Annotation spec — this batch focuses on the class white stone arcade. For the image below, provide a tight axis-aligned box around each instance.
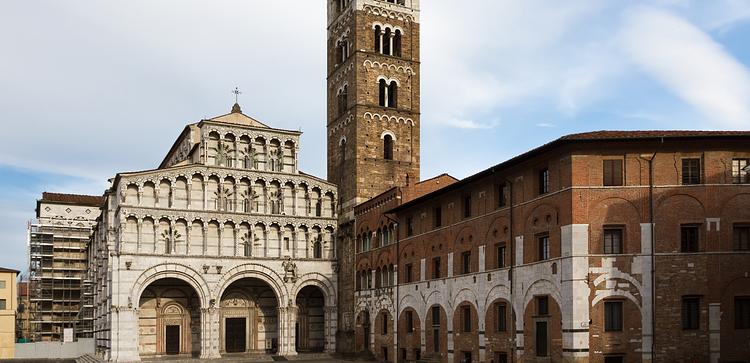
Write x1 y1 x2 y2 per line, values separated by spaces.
89 105 339 362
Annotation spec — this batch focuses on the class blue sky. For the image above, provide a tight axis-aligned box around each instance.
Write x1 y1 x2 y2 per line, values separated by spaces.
1 0 750 273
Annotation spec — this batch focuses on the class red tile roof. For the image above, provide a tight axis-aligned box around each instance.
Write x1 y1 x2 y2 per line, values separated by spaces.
389 130 750 213
562 130 750 140
40 192 104 207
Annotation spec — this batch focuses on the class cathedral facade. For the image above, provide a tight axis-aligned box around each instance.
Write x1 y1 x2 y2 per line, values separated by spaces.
89 105 339 361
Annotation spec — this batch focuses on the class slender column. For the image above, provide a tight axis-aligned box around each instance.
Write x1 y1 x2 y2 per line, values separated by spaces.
153 223 159 254
217 224 223 256
291 230 297 259
384 85 389 107
379 33 384 54
292 187 297 216
154 187 160 207
234 226 240 257
136 219 142 253
137 189 143 206
203 177 208 211
234 139 239 168
170 220 177 254
263 228 269 257
186 225 192 255
169 182 175 208
203 226 209 254
389 33 394 55
187 181 192 209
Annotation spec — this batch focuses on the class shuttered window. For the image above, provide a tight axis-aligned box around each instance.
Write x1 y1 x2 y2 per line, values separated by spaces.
603 160 623 186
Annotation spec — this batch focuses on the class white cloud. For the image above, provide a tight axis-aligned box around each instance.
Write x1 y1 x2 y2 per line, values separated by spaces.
444 118 499 130
620 7 750 128
536 123 556 128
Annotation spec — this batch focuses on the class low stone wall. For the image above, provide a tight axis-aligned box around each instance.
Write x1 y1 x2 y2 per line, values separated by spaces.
14 339 95 359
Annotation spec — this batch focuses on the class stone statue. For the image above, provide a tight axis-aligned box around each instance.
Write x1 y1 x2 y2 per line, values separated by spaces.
282 256 298 283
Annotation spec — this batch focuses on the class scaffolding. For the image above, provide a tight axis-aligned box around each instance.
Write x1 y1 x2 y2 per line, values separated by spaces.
28 223 93 341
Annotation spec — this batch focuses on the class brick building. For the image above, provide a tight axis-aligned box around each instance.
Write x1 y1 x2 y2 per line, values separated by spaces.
352 131 750 363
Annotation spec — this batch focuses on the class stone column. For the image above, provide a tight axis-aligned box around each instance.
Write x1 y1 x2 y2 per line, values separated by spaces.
187 181 192 209
170 220 177 254
203 177 208 211
217 224 223 256
234 226 241 257
560 224 590 362
203 226 209 255
277 307 291 355
201 307 222 359
111 307 140 362
263 228 269 257
154 187 160 207
169 182 175 208
153 223 159 254
136 219 142 253
292 188 297 216
325 306 337 352
186 225 192 255
137 189 143 206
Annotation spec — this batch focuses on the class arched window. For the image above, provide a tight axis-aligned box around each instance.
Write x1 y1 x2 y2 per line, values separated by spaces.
338 85 348 117
383 27 392 55
394 30 402 57
384 134 394 160
374 25 382 53
388 81 397 108
379 79 387 107
313 239 322 259
379 80 398 108
340 138 347 163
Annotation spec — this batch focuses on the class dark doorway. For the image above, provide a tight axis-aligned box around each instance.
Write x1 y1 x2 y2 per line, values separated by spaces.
165 325 180 355
536 321 548 357
363 321 371 351
432 328 439 352
225 318 247 353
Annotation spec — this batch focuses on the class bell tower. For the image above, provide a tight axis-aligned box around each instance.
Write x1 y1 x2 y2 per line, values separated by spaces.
327 0 421 222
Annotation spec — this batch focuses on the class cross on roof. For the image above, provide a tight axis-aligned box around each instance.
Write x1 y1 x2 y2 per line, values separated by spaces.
232 86 242 103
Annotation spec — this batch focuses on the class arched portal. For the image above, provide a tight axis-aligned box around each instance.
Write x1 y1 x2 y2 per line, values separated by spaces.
220 277 280 355
138 278 201 358
295 285 325 352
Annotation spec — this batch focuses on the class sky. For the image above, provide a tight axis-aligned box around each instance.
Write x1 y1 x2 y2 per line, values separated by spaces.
1 0 750 273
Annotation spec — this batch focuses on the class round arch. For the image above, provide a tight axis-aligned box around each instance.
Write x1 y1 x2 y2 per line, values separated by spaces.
291 273 337 306
131 263 210 308
213 263 287 306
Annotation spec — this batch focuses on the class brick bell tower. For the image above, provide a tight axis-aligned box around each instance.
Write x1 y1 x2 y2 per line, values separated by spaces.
327 0 421 218
326 0 421 351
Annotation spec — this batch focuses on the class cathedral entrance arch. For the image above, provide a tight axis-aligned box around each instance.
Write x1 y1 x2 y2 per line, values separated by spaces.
138 278 201 358
295 285 325 352
220 277 280 355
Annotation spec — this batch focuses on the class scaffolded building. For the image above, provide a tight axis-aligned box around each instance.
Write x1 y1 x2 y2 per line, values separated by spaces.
28 193 102 341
